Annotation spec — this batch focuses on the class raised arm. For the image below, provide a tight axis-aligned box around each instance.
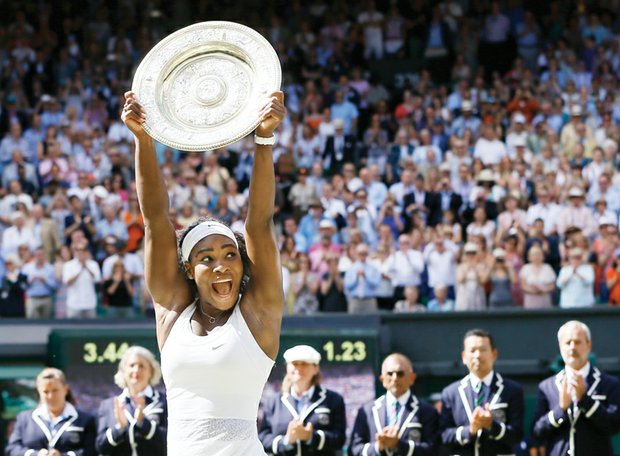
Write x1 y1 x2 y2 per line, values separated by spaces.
241 91 287 359
121 92 192 321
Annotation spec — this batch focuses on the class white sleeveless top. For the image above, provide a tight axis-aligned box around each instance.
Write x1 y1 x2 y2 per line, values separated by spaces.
161 302 274 455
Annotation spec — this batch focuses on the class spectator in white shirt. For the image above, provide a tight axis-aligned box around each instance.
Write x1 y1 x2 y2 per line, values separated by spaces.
557 187 597 238
1 211 36 259
473 124 508 165
423 236 458 298
526 187 560 235
62 240 101 318
387 233 424 301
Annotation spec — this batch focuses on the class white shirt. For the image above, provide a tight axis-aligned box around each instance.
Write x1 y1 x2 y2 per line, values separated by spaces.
101 253 144 279
470 370 495 390
388 249 424 287
62 258 101 310
526 203 561 234
1 225 36 258
473 137 508 165
423 243 458 287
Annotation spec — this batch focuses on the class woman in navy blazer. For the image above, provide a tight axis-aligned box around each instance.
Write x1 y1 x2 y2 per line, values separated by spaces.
95 346 167 455
259 345 346 455
6 367 96 456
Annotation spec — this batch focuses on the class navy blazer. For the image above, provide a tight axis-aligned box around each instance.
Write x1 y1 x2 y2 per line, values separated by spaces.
439 373 524 456
95 388 167 455
259 386 346 455
349 392 438 456
6 406 96 456
532 366 620 456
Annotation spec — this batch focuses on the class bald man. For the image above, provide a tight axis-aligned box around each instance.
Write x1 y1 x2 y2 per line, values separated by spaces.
349 353 438 455
532 320 620 456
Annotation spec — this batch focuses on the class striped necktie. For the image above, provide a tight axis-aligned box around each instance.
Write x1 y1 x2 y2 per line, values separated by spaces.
473 382 486 408
389 401 401 426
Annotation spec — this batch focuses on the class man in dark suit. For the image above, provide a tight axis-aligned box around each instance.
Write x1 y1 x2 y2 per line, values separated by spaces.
350 353 438 455
438 177 463 220
403 174 441 228
532 320 620 456
323 118 358 175
439 329 524 456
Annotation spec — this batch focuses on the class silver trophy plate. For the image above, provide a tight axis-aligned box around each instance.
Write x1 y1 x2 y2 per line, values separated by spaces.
132 21 282 151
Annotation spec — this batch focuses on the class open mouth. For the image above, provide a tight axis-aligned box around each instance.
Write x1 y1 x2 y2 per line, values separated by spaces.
212 279 233 296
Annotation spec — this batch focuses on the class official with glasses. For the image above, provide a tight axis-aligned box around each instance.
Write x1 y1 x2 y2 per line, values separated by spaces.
349 353 438 455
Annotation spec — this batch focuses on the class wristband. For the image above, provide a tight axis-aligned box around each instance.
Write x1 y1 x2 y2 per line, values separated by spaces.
254 134 276 146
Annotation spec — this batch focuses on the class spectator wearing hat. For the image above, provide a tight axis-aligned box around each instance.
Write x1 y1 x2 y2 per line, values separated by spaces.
350 352 438 456
259 345 346 455
298 199 326 254
505 113 529 156
21 246 57 319
556 248 595 308
455 242 488 311
0 254 28 318
557 187 597 238
451 100 481 137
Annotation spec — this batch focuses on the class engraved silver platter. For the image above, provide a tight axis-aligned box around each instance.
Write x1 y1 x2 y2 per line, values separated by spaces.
132 21 281 151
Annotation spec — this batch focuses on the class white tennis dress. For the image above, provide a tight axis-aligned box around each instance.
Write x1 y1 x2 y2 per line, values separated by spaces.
161 302 274 455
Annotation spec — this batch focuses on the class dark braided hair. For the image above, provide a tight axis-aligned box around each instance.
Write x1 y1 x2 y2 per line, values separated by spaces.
177 216 251 296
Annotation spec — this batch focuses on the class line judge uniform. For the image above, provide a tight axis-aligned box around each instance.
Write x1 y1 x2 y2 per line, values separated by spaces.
6 403 96 456
259 385 346 455
439 372 524 456
349 390 438 456
532 363 620 456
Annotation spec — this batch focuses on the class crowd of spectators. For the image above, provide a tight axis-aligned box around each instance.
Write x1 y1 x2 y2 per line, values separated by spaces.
0 0 620 318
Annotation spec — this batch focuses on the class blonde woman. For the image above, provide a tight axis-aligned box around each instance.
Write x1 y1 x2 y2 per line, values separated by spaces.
520 245 557 309
96 346 166 455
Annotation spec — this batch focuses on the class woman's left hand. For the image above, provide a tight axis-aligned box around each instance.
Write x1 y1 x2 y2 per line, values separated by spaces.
256 91 287 137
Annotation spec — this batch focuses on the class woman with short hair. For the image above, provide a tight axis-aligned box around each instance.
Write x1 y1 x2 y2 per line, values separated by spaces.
95 346 166 455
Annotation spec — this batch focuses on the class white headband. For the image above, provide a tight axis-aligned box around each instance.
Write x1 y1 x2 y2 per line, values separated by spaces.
181 221 239 262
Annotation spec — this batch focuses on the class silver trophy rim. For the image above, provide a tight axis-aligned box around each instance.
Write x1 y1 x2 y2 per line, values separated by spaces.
131 21 282 151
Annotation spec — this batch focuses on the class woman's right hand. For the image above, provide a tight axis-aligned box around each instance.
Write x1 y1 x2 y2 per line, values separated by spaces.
121 91 148 139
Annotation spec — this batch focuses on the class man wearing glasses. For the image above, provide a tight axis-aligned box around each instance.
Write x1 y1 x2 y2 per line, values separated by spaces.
439 329 524 455
349 353 438 455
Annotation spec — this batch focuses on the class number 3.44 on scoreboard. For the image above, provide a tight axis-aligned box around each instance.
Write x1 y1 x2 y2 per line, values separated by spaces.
82 342 130 364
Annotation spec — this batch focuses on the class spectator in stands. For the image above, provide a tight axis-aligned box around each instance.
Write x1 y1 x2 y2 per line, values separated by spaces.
556 248 595 308
532 321 620 456
393 285 425 313
291 253 320 315
439 329 524 455
2 211 37 260
318 251 347 312
520 245 557 309
427 284 455 312
488 248 516 308
344 242 380 313
0 254 27 318
323 119 357 175
103 260 135 318
62 240 101 318
29 203 61 263
259 345 346 455
350 352 438 455
96 346 167 455
21 246 56 318
455 242 488 311
6 367 96 455
605 251 620 306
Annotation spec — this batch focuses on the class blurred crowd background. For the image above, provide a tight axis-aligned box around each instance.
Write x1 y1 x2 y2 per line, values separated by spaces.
0 0 620 319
